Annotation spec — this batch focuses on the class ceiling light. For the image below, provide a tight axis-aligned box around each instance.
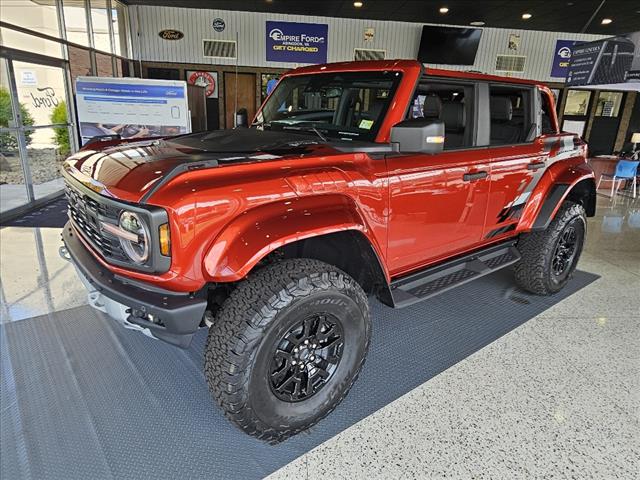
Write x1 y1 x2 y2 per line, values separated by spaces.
601 18 612 24
522 13 532 20
353 1 363 7
439 7 449 14
470 21 485 26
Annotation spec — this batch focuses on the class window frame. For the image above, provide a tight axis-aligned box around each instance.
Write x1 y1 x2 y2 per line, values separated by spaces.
410 75 482 152
485 82 540 147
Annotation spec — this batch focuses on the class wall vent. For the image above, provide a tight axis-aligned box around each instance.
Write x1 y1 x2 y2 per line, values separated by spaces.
495 54 526 73
354 48 386 61
203 39 236 59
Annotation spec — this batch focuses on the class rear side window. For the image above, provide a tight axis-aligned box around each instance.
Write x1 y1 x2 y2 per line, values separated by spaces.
488 85 532 145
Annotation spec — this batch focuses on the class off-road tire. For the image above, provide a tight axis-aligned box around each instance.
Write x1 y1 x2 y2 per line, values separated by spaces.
204 258 370 443
514 200 586 295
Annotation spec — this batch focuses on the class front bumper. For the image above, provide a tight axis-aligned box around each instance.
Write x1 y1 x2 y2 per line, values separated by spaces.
61 222 207 348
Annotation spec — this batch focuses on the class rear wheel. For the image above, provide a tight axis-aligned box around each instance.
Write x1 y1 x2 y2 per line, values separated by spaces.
204 258 370 442
514 201 586 295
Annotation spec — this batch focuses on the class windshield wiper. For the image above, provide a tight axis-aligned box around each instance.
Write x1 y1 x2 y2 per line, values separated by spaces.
281 125 328 142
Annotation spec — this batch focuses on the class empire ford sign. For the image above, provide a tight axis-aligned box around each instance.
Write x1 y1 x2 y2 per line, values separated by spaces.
266 21 328 64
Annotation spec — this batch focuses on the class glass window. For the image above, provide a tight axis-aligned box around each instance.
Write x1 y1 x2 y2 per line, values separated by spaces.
0 27 63 59
12 61 68 128
62 0 90 45
95 52 114 76
563 90 591 116
0 60 16 127
0 59 28 213
488 86 532 145
111 1 130 57
595 91 624 117
25 126 69 199
0 131 28 213
261 73 280 102
0 0 60 37
90 0 112 53
407 82 473 150
256 71 402 142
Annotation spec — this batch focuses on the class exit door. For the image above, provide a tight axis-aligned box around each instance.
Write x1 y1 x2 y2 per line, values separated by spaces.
223 72 256 128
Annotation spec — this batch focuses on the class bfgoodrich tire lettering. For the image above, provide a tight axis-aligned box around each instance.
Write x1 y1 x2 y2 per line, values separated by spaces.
514 201 586 295
204 258 370 442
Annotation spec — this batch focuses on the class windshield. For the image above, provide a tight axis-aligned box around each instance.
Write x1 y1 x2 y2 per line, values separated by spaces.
254 70 402 142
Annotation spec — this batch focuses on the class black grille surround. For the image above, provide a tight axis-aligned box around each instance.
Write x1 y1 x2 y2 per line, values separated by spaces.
62 171 171 274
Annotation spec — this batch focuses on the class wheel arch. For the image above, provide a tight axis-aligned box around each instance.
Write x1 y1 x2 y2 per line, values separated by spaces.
202 194 392 304
265 230 393 306
530 172 595 231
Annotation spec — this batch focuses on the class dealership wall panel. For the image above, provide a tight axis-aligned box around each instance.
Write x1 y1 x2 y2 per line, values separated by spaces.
130 6 605 82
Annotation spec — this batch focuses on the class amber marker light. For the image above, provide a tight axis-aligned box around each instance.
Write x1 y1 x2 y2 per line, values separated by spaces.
159 223 171 256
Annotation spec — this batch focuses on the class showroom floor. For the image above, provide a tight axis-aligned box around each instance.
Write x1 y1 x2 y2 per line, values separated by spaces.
1 193 638 479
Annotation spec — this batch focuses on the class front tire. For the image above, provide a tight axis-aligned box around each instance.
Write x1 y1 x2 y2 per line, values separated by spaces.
204 259 370 442
514 201 586 295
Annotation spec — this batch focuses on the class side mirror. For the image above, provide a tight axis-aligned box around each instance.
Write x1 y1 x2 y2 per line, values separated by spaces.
390 119 445 154
235 108 248 128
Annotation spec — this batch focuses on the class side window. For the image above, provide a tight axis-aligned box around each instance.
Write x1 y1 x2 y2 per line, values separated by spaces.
488 86 532 145
407 82 474 150
540 90 556 135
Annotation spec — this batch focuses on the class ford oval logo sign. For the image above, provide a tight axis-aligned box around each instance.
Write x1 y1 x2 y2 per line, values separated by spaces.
212 18 225 32
159 29 184 40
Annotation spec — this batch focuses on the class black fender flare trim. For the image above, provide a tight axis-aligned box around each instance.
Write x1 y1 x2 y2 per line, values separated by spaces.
531 183 570 231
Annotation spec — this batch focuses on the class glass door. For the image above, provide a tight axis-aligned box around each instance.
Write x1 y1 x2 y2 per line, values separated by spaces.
0 52 75 216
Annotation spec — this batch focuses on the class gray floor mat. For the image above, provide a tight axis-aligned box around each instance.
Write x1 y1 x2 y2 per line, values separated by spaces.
1 269 598 480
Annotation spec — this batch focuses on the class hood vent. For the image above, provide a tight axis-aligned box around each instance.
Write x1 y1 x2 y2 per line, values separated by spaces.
495 54 526 73
203 39 236 59
354 48 386 61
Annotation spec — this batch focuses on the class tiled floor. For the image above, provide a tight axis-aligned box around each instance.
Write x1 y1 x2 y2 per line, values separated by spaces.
267 194 640 479
0 194 638 479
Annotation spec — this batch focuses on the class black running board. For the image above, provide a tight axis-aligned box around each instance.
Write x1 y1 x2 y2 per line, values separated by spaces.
390 241 521 308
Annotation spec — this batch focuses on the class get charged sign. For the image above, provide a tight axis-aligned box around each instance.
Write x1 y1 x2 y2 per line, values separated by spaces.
266 21 328 64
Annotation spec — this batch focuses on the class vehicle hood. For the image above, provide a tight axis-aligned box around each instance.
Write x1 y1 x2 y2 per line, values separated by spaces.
62 129 338 203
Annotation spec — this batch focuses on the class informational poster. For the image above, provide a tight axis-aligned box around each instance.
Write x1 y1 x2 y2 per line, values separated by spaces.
75 77 190 144
186 70 218 98
562 120 586 137
566 31 640 86
266 21 328 64
550 40 582 78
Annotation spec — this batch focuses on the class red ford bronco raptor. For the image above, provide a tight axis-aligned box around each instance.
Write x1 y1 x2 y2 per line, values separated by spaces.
60 60 595 442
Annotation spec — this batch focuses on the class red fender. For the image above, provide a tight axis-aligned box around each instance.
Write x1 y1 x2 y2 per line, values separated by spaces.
203 194 387 283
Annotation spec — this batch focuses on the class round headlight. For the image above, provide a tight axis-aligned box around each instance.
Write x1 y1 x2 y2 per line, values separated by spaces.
119 211 150 264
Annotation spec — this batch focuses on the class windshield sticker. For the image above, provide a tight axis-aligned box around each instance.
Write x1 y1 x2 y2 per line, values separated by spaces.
359 119 374 130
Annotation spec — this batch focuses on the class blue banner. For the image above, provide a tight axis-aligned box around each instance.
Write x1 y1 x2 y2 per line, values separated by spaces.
266 21 328 64
550 40 582 78
76 82 185 98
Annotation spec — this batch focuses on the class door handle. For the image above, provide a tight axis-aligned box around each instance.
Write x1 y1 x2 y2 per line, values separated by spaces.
527 161 546 171
463 171 489 182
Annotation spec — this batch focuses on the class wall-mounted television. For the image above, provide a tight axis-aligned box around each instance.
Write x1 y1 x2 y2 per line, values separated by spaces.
417 26 483 65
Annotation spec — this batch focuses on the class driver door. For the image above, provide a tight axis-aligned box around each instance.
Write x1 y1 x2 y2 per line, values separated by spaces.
386 80 490 276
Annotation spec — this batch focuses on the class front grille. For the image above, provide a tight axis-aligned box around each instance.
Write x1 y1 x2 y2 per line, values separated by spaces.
65 182 129 263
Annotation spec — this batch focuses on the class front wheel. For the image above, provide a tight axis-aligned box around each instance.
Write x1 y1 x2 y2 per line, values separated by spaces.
514 201 586 295
204 259 370 442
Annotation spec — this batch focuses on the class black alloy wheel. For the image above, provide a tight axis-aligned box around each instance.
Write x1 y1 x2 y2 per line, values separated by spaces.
269 313 344 402
551 224 578 278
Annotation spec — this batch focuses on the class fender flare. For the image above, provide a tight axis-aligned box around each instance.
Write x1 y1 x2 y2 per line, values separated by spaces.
202 194 387 283
530 167 595 231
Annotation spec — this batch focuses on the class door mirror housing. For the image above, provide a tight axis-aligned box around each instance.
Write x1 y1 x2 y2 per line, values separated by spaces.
391 119 445 154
